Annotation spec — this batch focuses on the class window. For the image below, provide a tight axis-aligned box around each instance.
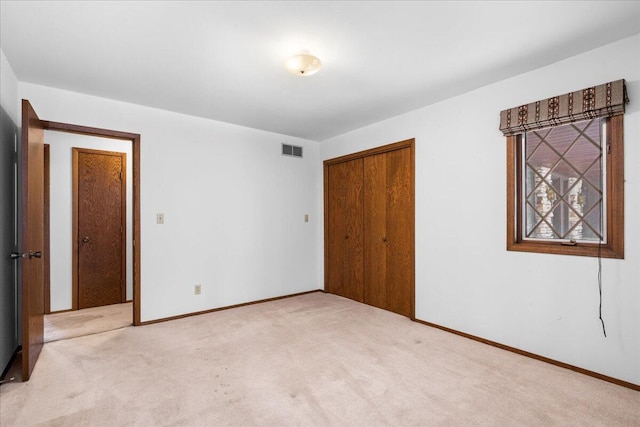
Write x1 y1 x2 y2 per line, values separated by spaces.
501 80 627 258
524 118 603 242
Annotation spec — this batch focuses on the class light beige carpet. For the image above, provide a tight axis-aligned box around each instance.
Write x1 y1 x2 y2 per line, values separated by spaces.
44 302 133 342
1 292 638 426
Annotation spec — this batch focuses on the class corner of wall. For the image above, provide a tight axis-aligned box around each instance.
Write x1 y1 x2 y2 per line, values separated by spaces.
0 49 19 124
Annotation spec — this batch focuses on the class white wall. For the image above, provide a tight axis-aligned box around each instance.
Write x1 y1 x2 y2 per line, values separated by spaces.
1 49 18 123
320 34 640 385
19 83 322 322
46 132 133 311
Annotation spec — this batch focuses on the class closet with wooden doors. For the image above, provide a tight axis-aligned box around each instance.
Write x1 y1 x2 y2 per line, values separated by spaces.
324 139 415 318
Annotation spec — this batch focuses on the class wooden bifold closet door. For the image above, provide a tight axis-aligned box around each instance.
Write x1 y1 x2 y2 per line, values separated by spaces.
324 139 415 318
326 158 364 302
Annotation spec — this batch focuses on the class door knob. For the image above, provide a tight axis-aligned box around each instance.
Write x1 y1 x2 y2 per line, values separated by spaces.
82 236 90 243
10 251 41 260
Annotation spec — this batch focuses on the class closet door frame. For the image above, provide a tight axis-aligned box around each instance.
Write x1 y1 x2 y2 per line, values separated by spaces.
323 138 415 319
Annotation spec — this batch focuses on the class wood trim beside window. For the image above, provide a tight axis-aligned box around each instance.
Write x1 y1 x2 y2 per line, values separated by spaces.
506 115 624 259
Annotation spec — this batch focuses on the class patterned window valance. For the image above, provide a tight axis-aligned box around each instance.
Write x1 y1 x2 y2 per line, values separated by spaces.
499 79 628 136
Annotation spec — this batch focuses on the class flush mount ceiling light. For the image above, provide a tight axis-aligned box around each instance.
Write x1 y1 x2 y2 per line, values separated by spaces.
285 50 322 76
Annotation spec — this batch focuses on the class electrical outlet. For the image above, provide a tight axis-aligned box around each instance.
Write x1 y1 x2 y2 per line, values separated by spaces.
194 284 202 295
156 213 164 224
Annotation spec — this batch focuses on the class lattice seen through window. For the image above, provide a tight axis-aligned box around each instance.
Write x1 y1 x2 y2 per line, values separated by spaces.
523 118 604 242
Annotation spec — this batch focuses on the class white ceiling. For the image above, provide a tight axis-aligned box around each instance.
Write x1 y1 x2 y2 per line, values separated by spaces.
1 1 639 141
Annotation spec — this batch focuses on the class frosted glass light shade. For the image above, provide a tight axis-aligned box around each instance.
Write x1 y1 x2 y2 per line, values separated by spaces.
285 51 322 76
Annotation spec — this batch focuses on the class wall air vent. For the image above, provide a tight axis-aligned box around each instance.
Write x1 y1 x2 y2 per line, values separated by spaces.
282 144 303 158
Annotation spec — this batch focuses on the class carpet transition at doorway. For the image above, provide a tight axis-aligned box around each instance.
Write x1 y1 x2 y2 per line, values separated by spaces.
44 302 133 342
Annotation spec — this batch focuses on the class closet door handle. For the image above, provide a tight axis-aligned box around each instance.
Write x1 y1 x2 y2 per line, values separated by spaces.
344 235 349 240
382 237 387 243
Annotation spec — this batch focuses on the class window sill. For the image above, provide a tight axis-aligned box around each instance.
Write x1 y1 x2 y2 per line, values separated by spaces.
507 240 623 259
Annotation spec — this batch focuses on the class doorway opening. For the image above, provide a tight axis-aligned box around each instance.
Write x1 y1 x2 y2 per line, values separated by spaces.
42 120 141 328
43 139 136 342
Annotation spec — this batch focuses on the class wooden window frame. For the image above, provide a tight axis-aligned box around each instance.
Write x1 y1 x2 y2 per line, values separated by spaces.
506 115 624 259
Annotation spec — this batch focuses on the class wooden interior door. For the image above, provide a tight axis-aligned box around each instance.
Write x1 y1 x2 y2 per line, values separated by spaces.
73 148 126 310
326 158 364 302
21 99 45 381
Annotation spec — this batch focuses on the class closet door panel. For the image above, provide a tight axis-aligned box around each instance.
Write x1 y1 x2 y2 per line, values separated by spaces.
364 154 387 309
385 147 413 318
325 139 414 319
327 159 364 302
